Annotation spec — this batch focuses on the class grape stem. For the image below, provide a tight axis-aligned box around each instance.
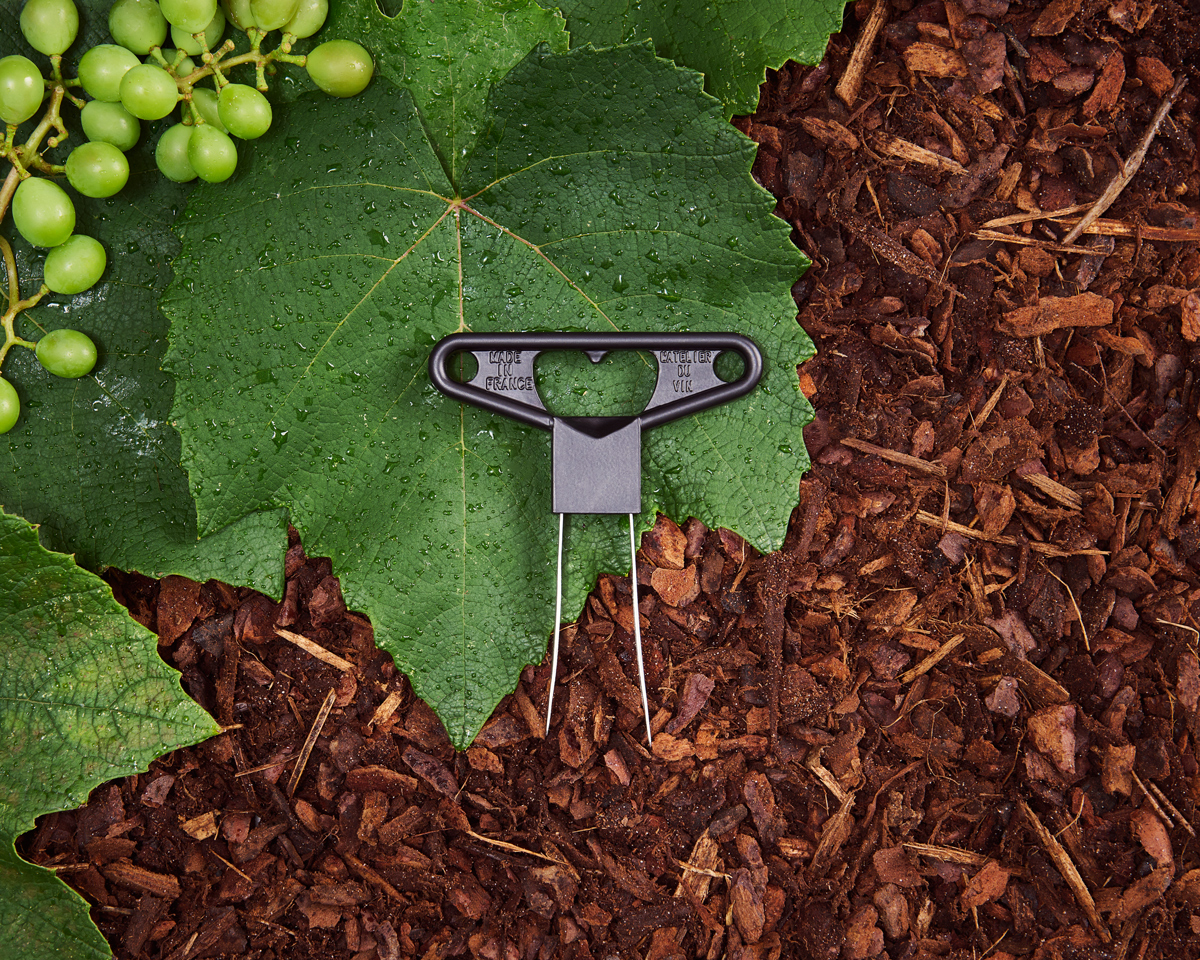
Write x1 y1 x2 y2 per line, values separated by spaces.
0 78 69 373
181 35 304 95
0 84 69 221
0 237 44 369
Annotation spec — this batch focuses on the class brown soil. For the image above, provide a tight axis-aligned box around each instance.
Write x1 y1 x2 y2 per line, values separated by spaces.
18 0 1200 957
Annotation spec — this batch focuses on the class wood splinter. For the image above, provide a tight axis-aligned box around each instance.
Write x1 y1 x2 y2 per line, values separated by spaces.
276 627 355 673
1019 801 1111 943
1062 76 1187 244
286 687 337 796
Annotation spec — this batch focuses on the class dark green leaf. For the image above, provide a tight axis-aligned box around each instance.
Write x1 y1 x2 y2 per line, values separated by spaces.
165 45 812 746
325 0 568 186
0 507 219 960
549 0 847 114
0 2 287 591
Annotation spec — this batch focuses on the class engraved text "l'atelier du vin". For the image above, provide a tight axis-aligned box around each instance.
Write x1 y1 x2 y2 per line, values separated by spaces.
659 348 713 394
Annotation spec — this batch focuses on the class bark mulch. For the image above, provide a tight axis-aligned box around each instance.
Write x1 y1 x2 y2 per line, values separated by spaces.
17 0 1200 957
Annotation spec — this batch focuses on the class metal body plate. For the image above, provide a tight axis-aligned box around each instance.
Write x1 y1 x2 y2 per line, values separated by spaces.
428 332 763 514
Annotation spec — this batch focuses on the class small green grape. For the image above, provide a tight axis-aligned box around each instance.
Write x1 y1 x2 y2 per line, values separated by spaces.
220 0 256 31
0 55 45 125
217 82 271 139
65 141 130 198
191 86 226 131
160 0 217 33
80 99 141 151
0 379 19 434
36 329 98 379
108 0 169 54
43 235 107 294
12 176 75 248
171 5 225 54
249 0 297 31
282 0 325 37
306 40 373 98
20 0 80 56
77 44 140 102
120 63 179 120
155 122 197 181
187 124 237 182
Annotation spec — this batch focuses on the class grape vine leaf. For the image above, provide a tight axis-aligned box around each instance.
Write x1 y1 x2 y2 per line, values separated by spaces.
164 44 813 747
0 2 288 593
545 0 848 115
0 507 220 960
325 0 568 185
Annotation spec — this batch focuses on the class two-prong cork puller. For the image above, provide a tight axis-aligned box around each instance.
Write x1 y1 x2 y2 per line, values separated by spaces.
429 332 763 746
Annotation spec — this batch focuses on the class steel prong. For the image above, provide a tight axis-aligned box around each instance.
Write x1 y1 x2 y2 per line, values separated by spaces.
629 514 653 746
545 512 565 737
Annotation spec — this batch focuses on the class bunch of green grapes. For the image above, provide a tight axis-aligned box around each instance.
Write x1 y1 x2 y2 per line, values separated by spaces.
0 0 374 434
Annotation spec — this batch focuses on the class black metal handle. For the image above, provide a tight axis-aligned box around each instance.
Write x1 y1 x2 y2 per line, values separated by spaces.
428 331 762 430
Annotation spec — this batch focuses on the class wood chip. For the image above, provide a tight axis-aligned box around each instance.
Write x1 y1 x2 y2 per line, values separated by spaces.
1181 291 1200 343
342 851 405 903
836 0 889 106
179 811 219 841
961 861 1012 910
674 832 725 901
1022 473 1084 509
904 842 991 867
798 117 860 152
810 794 856 875
869 131 968 176
1031 0 1082 35
999 293 1114 337
368 689 404 730
101 861 182 899
902 42 968 78
841 212 948 289
898 633 964 685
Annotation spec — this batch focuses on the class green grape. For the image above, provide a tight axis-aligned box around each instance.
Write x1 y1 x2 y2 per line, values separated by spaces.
65 141 130 198
43 234 106 294
36 329 98 379
0 55 45 125
108 0 169 54
160 0 217 33
220 0 256 31
155 122 196 181
20 0 80 56
249 0 297 31
306 40 373 98
218 82 271 139
0 379 18 435
171 6 225 54
191 86 226 131
77 44 140 102
282 0 325 37
12 176 74 248
187 124 237 182
80 99 141 151
120 63 179 120
154 49 197 76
